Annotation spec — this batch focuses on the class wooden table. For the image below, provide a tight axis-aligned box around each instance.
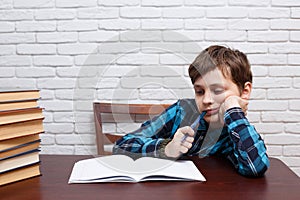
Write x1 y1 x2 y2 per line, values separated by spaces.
0 155 299 200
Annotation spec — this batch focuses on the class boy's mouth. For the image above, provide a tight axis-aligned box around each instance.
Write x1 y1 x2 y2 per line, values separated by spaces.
204 108 219 115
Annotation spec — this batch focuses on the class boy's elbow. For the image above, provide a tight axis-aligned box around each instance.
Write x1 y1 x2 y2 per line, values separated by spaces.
239 160 270 177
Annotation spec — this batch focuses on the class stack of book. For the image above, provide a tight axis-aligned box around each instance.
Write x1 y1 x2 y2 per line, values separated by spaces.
0 90 44 186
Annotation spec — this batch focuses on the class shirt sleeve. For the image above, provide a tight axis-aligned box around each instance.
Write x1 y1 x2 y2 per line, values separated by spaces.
224 107 270 177
112 101 182 158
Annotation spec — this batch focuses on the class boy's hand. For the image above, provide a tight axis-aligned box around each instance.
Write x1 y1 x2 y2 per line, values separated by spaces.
164 126 195 158
219 96 249 122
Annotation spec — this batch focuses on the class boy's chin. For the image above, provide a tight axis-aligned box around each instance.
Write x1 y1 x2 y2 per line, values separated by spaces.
204 115 224 128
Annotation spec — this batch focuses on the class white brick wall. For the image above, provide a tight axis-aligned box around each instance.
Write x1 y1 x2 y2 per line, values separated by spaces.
0 0 299 176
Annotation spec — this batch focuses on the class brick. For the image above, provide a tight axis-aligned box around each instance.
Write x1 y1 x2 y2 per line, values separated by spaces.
142 19 183 30
250 89 266 100
185 19 226 30
160 54 193 65
37 78 75 89
120 30 161 42
142 0 183 7
290 100 300 110
55 89 74 100
262 112 300 122
248 100 288 111
117 123 141 133
0 0 12 9
140 88 180 100
116 54 159 65
249 8 290 19
272 0 300 6
40 89 55 100
185 0 225 6
294 78 300 88
228 20 269 30
0 10 33 20
75 112 94 123
247 54 287 65
56 134 95 145
35 9 76 20
97 78 119 89
285 123 300 134
56 67 80 78
74 101 93 111
75 123 95 133
205 31 246 42
40 100 73 111
56 0 96 8
0 78 36 89
0 33 35 44
0 22 14 32
74 145 97 155
269 43 300 54
283 146 300 156
140 66 182 77
78 8 119 19
120 77 163 88
99 19 140 30
58 20 98 31
0 67 14 77
34 56 73 66
99 42 140 54
290 31 300 41
16 21 56 32
229 0 269 6
101 65 138 77
265 134 300 145
281 157 300 167
75 54 116 65
162 7 205 18
98 0 140 6
251 66 268 77
17 44 56 55
248 31 289 42
58 43 97 55
163 77 193 89
37 32 77 43
40 134 55 145
207 7 248 18
253 77 292 88
253 123 284 134
291 8 300 18
0 55 31 66
270 19 300 30
14 0 54 8
226 43 268 54
40 145 74 155
288 54 300 65
79 31 119 42
77 77 98 89
269 66 300 76
268 89 300 99
16 67 55 78
162 30 204 42
0 45 15 55
121 7 161 18
266 145 282 156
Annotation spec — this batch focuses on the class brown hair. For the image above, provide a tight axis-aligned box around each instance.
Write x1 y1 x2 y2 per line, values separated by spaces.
188 45 252 92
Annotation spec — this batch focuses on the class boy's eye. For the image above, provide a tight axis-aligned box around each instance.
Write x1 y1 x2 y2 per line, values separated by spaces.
213 88 224 95
195 90 204 95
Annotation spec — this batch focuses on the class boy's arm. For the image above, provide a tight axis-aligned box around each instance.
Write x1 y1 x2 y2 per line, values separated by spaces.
224 107 270 176
112 101 182 158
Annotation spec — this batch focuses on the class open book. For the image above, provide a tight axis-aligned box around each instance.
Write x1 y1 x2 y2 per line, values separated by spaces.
68 155 206 183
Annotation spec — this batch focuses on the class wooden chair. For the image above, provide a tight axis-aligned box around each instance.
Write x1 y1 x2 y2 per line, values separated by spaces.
93 102 171 155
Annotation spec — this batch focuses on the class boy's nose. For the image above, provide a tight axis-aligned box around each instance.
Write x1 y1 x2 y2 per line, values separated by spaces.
203 91 214 104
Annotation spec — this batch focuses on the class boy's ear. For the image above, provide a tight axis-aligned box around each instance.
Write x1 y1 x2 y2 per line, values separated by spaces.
241 82 252 100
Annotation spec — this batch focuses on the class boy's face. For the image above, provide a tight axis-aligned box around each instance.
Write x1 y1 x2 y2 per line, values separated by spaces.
193 68 241 124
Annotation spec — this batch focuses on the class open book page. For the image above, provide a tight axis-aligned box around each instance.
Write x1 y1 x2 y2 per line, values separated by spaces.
68 155 206 183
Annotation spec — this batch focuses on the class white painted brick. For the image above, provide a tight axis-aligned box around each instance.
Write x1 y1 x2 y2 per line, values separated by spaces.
55 89 74 100
253 123 284 134
291 8 300 18
117 123 141 134
100 42 140 54
283 146 300 156
0 0 12 9
0 45 15 55
140 66 182 77
53 112 75 122
268 89 300 99
40 89 55 100
294 78 300 88
0 78 36 89
269 43 300 54
58 20 98 31
249 100 288 111
207 7 248 18
43 122 74 134
97 78 119 89
16 67 55 78
73 89 95 100
270 19 300 30
0 67 14 77
184 0 225 6
265 134 300 145
291 168 300 177
42 111 53 123
266 145 282 156
40 134 55 145
40 100 73 111
142 19 183 30
248 31 289 42
56 67 80 78
37 32 77 43
160 54 192 65
185 19 226 30
285 123 300 134
35 9 76 20
99 19 140 30
75 123 95 134
245 112 261 123
269 66 300 77
248 54 287 65
183 42 203 53
205 31 246 42
37 78 75 89
77 77 97 89
78 8 119 19
162 31 204 42
229 0 269 6
116 54 159 65
288 54 300 65
14 0 54 8
290 31 300 42
281 157 300 167
16 21 56 32
227 43 268 54
251 66 268 77
262 112 300 122
163 77 193 89
56 0 96 8
120 30 161 42
98 0 140 7
0 33 35 44
272 0 300 6
0 55 31 66
75 54 116 65
255 77 292 89
121 7 161 18
228 20 269 30
101 65 138 77
0 22 14 32
120 77 163 88
58 43 97 55
79 31 119 42
17 44 56 55
40 145 74 155
142 0 183 7
162 7 205 18
56 134 95 145
75 112 94 123
250 89 266 100
34 56 73 66
74 145 97 155
74 101 93 111
0 10 33 20
249 8 290 19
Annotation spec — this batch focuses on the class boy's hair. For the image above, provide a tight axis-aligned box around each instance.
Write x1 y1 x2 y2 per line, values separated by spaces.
188 45 252 92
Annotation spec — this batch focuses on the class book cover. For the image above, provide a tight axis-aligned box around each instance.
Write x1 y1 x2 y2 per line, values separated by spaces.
0 90 40 103
0 100 38 111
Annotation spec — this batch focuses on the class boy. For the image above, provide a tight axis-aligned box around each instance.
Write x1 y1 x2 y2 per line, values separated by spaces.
113 45 269 177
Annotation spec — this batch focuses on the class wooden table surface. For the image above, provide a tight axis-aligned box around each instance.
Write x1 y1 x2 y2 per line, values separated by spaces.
0 155 299 200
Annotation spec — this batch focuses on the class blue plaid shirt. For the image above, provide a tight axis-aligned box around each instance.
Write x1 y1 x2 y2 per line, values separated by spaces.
113 99 269 177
